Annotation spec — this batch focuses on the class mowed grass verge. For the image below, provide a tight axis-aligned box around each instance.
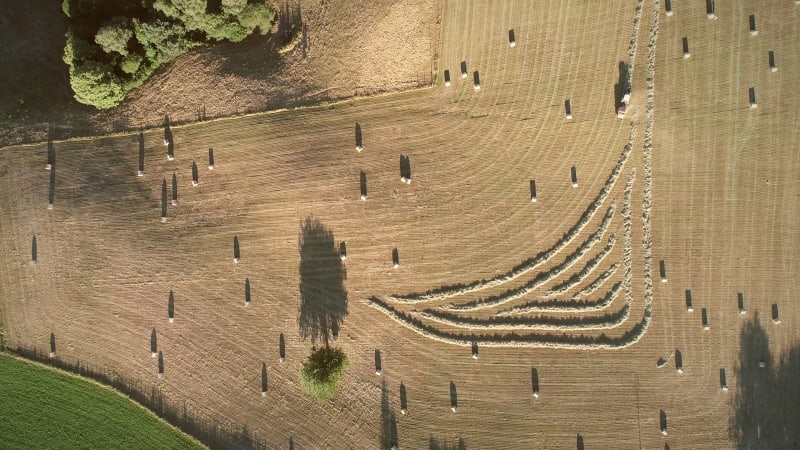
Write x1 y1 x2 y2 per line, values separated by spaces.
0 353 202 450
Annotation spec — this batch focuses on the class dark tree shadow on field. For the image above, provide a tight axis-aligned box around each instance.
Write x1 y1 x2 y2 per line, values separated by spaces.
429 436 467 450
297 218 348 347
380 381 398 450
730 313 800 449
613 61 629 113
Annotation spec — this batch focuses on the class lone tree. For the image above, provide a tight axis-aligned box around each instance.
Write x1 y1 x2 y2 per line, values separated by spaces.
297 217 349 401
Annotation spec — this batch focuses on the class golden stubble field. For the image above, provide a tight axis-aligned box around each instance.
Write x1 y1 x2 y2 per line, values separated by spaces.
1 0 798 449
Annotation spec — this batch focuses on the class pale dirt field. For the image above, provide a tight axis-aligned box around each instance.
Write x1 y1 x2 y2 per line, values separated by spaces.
1 0 799 449
0 0 438 145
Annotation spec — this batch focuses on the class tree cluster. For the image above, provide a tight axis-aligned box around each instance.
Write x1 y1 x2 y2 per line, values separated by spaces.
62 0 275 109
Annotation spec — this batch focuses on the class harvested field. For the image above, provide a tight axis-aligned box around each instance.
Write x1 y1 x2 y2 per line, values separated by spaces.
1 0 799 449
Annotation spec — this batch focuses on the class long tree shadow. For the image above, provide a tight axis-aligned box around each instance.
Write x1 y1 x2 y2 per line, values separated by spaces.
730 313 800 448
297 217 348 347
380 381 398 450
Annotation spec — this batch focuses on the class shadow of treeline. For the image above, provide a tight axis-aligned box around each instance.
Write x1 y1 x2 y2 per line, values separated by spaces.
380 381 398 450
429 436 467 450
7 344 267 450
730 313 800 448
298 218 348 347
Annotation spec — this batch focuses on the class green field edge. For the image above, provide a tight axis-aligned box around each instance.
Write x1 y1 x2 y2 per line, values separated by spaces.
2 344 268 450
0 350 205 449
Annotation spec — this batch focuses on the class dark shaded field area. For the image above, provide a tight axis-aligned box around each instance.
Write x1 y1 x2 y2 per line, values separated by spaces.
731 314 800 449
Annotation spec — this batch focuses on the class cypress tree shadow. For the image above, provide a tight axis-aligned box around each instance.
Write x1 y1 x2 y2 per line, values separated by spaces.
289 437 294 450
233 236 241 263
565 99 572 119
158 351 164 378
449 381 458 411
360 171 367 200
660 409 668 435
208 148 215 170
261 363 268 396
297 218 348 347
400 383 408 414
331 320 339 341
771 304 780 323
168 290 175 322
702 308 709 329
686 289 693 311
748 87 757 108
444 69 451 86
192 161 199 186
161 178 168 221
49 332 56 356
664 0 672 14
768 51 776 70
399 155 412 182
380 381 398 450
245 278 251 306
613 61 629 112
720 368 728 390
682 37 690 57
31 235 37 264
150 328 157 356
530 179 537 202
472 71 480 89
730 313 800 448
48 162 55 209
430 437 467 450
392 248 399 268
279 333 286 362
138 132 145 176
339 241 347 261
460 61 467 78
46 137 55 170
355 123 363 151
571 166 578 186
172 173 178 205
508 29 516 46
675 349 683 373
577 433 585 450
471 341 478 359
531 367 540 397
738 293 746 314
375 349 382 375
164 115 174 160
659 260 667 281
706 0 715 16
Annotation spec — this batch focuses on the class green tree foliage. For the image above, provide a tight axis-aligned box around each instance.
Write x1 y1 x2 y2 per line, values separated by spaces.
133 19 198 66
62 0 276 109
300 347 349 402
69 61 126 109
94 16 133 56
120 54 143 75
